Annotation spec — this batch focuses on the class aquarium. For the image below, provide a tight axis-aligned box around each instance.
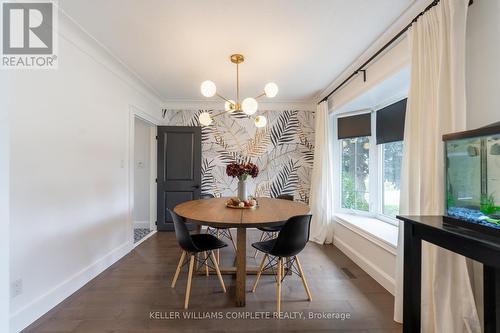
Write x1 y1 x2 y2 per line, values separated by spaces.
444 123 500 234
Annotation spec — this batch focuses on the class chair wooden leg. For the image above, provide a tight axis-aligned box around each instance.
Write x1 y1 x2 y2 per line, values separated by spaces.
184 255 195 309
171 251 186 288
253 232 265 259
211 251 226 293
216 229 220 264
252 254 268 292
204 251 209 276
276 257 282 313
228 229 237 252
295 256 312 301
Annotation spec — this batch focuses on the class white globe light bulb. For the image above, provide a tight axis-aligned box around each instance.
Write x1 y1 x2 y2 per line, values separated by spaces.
224 99 236 112
200 80 216 97
254 115 267 128
264 82 278 98
242 97 258 115
198 112 212 126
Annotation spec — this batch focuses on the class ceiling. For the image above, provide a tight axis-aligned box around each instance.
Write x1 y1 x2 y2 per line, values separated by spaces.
60 0 415 103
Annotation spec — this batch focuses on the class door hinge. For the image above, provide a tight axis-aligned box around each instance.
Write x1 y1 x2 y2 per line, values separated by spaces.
155 135 158 140
155 178 158 183
155 221 157 225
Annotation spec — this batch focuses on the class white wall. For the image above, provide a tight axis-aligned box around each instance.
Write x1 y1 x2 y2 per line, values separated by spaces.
466 0 500 129
333 218 397 295
5 12 162 332
0 70 10 333
329 37 410 112
133 118 151 225
465 0 500 328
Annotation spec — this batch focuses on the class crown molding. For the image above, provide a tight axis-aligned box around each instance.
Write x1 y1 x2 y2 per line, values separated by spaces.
57 6 164 106
161 99 316 112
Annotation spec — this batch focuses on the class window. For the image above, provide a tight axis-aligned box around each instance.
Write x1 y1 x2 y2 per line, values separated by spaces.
335 98 407 223
341 137 370 211
382 141 403 217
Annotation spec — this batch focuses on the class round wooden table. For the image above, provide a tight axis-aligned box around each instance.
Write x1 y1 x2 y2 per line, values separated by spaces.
174 197 310 307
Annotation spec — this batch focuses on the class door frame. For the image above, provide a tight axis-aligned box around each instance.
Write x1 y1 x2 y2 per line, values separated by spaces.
128 105 161 247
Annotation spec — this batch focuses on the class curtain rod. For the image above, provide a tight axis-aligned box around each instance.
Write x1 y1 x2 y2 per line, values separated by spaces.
318 0 473 105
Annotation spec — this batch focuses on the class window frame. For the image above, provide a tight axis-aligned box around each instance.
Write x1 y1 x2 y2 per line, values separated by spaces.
338 136 372 213
334 110 401 226
335 111 376 218
377 143 400 225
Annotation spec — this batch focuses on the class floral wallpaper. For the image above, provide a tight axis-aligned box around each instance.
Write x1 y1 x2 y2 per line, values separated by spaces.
164 109 315 203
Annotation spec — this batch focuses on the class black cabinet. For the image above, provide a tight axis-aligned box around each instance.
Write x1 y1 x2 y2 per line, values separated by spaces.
398 215 500 333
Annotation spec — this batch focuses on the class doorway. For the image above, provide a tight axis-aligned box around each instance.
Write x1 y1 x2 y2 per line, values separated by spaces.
133 117 156 243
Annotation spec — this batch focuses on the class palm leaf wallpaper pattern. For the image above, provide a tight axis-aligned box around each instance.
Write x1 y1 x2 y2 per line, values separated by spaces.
164 109 315 203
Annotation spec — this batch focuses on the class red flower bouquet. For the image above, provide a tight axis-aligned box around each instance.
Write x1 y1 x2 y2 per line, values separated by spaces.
226 162 259 181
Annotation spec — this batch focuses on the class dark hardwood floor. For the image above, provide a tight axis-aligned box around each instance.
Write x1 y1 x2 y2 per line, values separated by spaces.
24 231 401 333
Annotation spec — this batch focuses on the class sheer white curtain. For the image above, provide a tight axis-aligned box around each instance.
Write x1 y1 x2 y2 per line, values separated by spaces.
394 0 481 332
309 101 334 244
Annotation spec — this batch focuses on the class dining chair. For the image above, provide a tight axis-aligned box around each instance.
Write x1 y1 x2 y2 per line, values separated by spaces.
201 193 237 263
168 209 227 309
252 194 293 259
251 214 313 313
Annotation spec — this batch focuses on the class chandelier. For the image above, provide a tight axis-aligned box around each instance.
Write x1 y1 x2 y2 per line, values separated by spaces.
198 54 278 128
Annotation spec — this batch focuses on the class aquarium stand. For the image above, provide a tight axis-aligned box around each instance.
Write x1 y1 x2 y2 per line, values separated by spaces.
397 215 500 333
443 215 500 238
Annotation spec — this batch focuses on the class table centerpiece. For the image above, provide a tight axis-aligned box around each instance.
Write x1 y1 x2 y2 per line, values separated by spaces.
226 162 258 202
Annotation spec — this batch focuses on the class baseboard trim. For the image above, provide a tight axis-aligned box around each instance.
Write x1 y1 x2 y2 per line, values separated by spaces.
334 236 395 295
10 241 133 333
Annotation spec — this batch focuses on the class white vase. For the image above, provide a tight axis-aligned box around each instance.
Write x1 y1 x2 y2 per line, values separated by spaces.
237 179 248 201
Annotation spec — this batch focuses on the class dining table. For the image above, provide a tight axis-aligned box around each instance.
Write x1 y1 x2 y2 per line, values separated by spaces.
174 197 310 307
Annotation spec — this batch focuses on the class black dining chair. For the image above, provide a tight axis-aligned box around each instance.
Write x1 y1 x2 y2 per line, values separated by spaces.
252 194 294 259
251 214 313 313
168 209 227 309
201 193 237 263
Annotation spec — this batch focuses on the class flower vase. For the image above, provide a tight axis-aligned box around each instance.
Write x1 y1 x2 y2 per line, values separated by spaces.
237 179 248 202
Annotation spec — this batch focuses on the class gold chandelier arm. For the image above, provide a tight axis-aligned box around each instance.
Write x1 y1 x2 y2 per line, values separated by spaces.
215 93 232 104
254 92 266 100
212 110 227 118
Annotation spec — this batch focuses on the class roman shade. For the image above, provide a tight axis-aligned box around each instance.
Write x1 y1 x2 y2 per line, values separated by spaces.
376 99 407 144
337 113 371 139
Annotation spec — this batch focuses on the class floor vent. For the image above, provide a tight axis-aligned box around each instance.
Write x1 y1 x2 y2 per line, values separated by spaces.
341 267 356 279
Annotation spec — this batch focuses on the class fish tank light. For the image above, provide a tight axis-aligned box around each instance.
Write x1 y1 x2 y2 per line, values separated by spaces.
443 122 500 237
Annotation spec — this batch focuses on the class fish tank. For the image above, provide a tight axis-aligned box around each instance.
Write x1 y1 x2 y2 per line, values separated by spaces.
443 122 500 237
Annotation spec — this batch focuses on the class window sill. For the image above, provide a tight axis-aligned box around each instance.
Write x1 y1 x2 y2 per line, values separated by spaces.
334 213 399 254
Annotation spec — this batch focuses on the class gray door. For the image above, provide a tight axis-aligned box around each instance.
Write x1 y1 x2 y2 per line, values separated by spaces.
157 126 201 231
